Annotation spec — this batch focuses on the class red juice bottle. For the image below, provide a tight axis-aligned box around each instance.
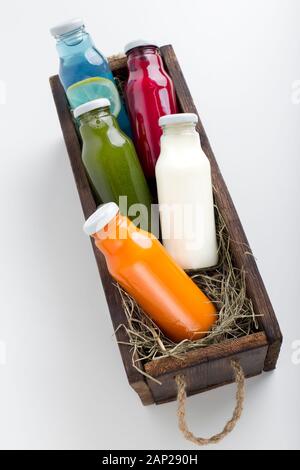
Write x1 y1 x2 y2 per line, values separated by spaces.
124 40 178 180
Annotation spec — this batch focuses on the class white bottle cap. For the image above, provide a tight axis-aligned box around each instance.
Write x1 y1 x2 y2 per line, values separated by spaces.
159 113 198 127
83 203 120 236
73 98 111 119
124 39 158 54
50 18 84 37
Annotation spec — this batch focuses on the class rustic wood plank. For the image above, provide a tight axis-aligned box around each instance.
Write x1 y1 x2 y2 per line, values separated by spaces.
160 45 282 371
154 369 265 405
146 333 268 404
49 75 154 406
145 332 267 377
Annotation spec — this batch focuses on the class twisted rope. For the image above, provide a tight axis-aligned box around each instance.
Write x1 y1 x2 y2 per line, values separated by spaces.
176 360 245 445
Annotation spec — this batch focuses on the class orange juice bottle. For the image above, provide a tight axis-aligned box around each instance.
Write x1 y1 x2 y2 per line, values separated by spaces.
83 203 217 343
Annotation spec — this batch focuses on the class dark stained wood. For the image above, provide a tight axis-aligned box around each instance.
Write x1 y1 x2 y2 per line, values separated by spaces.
159 45 282 371
49 45 282 406
145 331 267 377
146 333 268 404
152 352 267 405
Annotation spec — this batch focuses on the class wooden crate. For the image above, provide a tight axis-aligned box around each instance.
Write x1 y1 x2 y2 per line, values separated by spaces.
49 45 282 406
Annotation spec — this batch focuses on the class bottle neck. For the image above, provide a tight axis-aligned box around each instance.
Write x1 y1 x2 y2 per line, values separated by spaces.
78 107 115 127
56 26 92 57
126 46 162 72
160 123 200 151
93 213 132 256
162 122 198 137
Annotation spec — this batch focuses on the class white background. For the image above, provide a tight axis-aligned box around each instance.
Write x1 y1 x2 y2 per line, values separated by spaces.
0 0 299 450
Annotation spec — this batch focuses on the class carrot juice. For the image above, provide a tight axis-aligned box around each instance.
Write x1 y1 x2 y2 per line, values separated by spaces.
83 203 217 343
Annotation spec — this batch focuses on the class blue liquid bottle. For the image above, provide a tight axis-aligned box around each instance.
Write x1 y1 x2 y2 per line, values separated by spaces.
50 18 131 136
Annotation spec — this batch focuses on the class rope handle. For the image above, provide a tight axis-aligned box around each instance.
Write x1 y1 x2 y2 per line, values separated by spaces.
176 360 245 446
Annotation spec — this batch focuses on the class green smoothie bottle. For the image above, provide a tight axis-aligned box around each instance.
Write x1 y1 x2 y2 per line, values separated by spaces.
74 98 152 231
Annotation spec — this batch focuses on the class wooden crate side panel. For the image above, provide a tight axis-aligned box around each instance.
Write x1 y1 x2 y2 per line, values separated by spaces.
145 332 267 377
147 338 268 404
49 75 154 406
159 45 282 371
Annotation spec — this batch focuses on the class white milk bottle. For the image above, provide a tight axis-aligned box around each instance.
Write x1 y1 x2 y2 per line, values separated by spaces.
155 113 218 270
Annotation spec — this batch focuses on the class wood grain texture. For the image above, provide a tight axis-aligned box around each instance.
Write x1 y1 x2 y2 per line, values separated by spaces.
159 45 282 371
145 332 267 377
49 44 281 406
146 333 268 404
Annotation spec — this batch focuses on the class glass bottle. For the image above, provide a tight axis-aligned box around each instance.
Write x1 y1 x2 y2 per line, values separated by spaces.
84 203 217 342
75 98 152 231
50 18 131 136
156 113 218 269
124 40 178 180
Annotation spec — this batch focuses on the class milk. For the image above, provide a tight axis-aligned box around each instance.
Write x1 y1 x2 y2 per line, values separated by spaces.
155 114 218 270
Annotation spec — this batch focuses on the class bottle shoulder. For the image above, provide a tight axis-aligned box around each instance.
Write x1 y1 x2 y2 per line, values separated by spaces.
85 46 110 69
127 66 172 87
59 46 113 89
157 137 209 160
156 148 211 171
80 121 132 150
